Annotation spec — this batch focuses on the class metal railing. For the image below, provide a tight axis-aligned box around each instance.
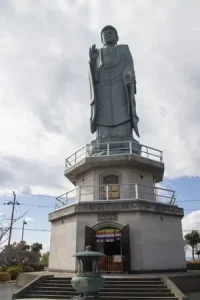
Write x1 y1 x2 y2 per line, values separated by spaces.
55 183 176 211
65 141 163 169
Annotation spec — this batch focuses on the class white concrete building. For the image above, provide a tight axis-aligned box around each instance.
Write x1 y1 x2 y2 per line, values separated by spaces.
49 141 186 273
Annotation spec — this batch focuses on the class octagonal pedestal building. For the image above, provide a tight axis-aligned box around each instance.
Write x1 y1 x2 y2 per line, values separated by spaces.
48 142 186 273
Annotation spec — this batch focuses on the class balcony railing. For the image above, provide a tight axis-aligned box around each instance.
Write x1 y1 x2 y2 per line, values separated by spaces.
55 183 176 211
65 141 163 169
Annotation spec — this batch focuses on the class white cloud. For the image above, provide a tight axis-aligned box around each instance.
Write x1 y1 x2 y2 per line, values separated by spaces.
182 211 200 232
20 186 32 195
24 217 34 222
0 1 200 195
182 211 200 258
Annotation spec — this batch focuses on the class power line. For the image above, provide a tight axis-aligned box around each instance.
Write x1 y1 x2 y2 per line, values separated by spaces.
19 203 53 208
1 198 200 203
177 200 200 202
12 228 50 232
183 208 200 211
1 198 200 204
3 192 28 246
0 203 53 208
14 204 22 218
1 203 200 212
183 230 200 232
18 205 23 216
6 191 18 246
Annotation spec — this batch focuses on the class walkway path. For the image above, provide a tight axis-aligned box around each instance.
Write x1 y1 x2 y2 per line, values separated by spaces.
186 292 200 300
0 282 18 300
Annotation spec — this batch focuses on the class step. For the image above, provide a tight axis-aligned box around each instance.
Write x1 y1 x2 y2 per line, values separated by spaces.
24 295 178 300
39 283 166 288
104 277 162 281
37 283 167 290
38 282 73 286
100 292 174 296
105 279 162 282
102 287 169 292
28 290 173 297
47 277 162 282
24 295 75 299
44 278 163 282
45 277 72 280
34 286 75 291
43 279 72 283
104 280 163 284
44 278 161 281
46 276 74 280
28 290 78 295
104 283 166 287
34 286 170 292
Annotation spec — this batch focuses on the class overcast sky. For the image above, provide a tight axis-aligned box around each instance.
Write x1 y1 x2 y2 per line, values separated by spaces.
0 0 200 256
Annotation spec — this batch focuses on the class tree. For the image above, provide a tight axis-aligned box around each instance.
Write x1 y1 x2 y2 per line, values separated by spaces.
41 251 49 266
0 213 27 248
184 231 200 261
183 239 189 252
196 250 200 260
31 242 43 254
0 241 40 268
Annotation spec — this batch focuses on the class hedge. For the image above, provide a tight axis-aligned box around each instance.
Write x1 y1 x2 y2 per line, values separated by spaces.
30 263 45 271
187 261 200 270
0 272 11 282
23 265 34 272
6 265 23 280
0 263 45 281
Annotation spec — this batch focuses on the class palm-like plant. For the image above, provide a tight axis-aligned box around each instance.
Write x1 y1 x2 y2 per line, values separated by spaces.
195 249 200 260
184 231 200 261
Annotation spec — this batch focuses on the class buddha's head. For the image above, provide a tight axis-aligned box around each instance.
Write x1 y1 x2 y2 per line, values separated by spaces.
101 25 119 46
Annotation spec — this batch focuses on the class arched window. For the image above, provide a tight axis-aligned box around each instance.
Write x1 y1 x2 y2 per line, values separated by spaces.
101 174 120 200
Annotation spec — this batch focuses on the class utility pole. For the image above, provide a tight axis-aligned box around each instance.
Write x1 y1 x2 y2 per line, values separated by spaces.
6 191 20 247
21 219 27 242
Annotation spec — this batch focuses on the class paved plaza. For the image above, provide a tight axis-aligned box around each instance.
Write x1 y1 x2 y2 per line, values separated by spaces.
0 282 18 300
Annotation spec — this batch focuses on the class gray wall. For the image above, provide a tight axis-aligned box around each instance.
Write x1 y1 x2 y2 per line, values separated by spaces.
49 209 185 272
76 165 155 202
49 215 77 272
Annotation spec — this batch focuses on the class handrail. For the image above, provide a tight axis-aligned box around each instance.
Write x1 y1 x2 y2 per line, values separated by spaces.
55 183 176 211
65 140 163 169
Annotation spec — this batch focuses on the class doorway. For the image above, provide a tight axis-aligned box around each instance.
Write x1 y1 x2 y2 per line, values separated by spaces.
95 227 122 272
85 224 131 273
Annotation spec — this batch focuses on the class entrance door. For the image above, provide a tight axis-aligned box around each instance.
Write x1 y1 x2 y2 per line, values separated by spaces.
95 227 122 272
84 226 96 272
121 225 131 273
85 226 95 250
84 225 131 273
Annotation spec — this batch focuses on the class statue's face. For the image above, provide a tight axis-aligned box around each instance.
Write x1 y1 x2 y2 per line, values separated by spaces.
102 29 117 45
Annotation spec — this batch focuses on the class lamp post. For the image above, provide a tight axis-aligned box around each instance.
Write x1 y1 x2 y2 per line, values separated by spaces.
21 219 27 242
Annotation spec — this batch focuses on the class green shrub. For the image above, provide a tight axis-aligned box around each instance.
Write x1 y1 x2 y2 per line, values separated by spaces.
187 261 200 270
0 272 11 282
23 265 34 272
6 265 23 280
30 263 44 271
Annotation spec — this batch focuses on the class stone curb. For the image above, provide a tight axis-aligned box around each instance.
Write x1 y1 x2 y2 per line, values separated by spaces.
0 280 16 284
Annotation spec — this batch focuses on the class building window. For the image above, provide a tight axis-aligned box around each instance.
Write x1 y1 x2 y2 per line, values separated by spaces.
102 175 120 200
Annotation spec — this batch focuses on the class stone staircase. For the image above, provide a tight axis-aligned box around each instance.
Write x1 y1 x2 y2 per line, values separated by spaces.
21 276 180 299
